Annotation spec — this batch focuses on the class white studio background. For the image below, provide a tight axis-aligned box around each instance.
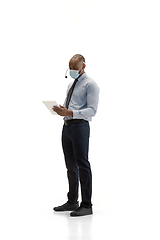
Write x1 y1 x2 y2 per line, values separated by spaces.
0 0 160 239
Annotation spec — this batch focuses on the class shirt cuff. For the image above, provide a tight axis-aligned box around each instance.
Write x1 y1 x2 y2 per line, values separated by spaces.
72 110 80 119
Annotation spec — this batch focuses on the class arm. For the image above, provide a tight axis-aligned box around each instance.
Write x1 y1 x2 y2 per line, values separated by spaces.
72 81 100 119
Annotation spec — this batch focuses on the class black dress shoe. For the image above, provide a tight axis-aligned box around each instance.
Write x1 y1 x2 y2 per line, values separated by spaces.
70 206 93 217
53 201 79 212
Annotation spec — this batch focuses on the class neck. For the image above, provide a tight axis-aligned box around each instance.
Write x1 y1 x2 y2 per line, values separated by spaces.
79 71 85 77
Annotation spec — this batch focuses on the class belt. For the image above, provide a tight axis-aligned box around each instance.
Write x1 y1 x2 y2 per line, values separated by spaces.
64 119 88 126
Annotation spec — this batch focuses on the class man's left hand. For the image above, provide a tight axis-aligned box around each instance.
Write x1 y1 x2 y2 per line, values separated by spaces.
52 105 73 117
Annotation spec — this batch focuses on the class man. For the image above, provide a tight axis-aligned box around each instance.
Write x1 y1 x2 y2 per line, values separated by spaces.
52 54 99 217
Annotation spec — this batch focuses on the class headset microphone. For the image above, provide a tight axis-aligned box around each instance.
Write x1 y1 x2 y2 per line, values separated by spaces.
65 68 69 78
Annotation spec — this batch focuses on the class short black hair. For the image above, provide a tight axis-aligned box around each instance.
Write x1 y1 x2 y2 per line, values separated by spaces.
72 54 85 63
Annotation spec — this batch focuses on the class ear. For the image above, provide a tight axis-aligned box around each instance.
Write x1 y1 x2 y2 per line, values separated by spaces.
83 63 86 69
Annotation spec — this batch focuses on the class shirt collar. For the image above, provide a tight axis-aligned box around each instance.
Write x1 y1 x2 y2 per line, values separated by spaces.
78 72 87 81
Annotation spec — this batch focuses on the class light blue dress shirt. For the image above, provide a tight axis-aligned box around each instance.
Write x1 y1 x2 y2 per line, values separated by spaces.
63 73 100 121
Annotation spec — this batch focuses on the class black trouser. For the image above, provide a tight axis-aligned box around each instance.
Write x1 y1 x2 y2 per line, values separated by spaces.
62 121 92 208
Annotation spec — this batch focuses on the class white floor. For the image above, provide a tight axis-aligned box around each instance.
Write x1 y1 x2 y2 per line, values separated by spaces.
1 178 159 240
1 120 160 239
1 118 160 240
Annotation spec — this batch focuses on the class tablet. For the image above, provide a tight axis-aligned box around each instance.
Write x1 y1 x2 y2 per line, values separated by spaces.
42 101 59 115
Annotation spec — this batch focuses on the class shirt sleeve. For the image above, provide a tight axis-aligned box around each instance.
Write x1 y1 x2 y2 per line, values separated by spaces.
72 81 100 119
